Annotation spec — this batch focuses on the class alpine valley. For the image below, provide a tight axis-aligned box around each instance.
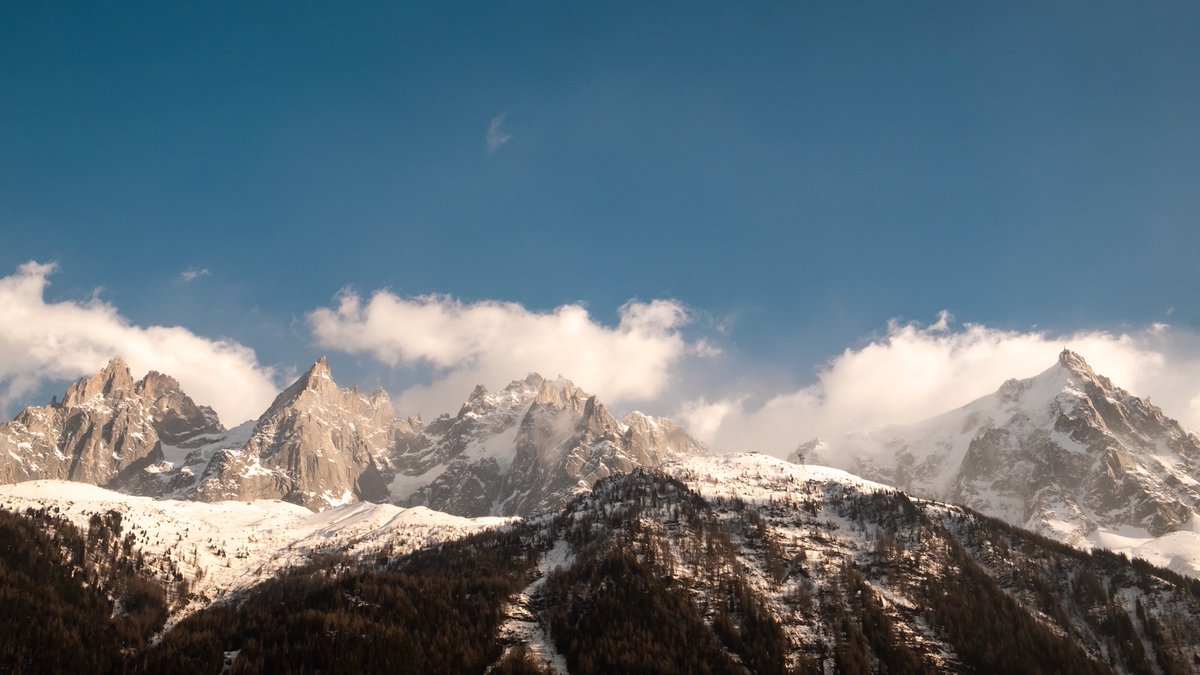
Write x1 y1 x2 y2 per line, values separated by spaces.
2 353 1200 674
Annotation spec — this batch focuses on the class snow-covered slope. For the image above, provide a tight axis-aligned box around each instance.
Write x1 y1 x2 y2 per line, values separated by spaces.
804 350 1200 574
142 421 258 497
0 479 512 619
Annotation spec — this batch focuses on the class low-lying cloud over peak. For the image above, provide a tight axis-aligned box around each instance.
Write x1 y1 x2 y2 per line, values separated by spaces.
307 289 708 417
0 262 279 424
679 314 1200 456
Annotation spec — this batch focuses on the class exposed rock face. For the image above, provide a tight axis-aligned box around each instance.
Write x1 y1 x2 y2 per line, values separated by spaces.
136 371 222 444
805 350 1200 545
192 358 399 510
0 358 225 489
394 374 705 517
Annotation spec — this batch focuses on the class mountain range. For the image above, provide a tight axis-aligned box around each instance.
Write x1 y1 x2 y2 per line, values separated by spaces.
0 356 701 518
3 351 1200 673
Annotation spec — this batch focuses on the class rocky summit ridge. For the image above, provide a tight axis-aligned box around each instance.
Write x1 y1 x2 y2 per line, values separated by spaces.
391 372 703 517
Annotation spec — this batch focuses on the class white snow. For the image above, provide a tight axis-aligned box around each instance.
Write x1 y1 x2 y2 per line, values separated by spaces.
494 538 574 674
159 421 256 467
1089 516 1200 578
388 463 450 501
0 479 517 619
461 422 521 472
670 452 892 501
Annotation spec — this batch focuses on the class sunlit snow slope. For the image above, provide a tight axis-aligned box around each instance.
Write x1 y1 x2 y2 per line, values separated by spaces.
0 480 513 617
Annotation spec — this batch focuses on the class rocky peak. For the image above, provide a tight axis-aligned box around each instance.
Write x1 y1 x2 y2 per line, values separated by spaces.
366 388 394 416
996 377 1030 403
303 356 336 391
1 357 229 491
621 410 657 437
136 371 183 400
134 371 224 444
1057 349 1097 379
62 357 136 407
577 396 619 436
531 376 587 411
259 357 396 429
193 357 401 510
394 374 704 518
623 411 706 461
455 384 494 418
261 357 338 417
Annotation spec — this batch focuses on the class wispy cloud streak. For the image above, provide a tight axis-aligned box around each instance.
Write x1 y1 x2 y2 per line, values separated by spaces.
486 113 511 154
179 268 211 282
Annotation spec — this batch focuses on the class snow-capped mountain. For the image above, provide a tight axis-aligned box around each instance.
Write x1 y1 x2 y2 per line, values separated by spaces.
6 355 1200 672
391 373 704 517
803 350 1200 564
0 358 223 488
192 357 400 510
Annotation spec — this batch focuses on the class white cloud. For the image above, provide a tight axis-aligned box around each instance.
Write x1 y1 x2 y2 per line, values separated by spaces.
307 290 704 417
0 262 279 424
680 313 1200 455
486 113 511 154
179 268 211 282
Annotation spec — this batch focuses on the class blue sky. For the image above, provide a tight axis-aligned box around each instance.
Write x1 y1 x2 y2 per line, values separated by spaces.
2 3 1199 448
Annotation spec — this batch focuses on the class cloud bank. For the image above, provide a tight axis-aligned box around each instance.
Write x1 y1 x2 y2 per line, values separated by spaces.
680 313 1200 455
308 289 705 417
0 262 279 424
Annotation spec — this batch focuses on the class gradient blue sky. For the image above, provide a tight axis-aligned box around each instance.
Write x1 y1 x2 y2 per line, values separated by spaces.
2 3 1199 439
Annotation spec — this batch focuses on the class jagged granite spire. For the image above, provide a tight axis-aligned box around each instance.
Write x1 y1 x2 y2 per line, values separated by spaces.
193 357 399 510
62 357 136 407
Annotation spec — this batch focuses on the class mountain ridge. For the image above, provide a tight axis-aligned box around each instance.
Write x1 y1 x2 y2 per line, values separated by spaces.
0 358 704 519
